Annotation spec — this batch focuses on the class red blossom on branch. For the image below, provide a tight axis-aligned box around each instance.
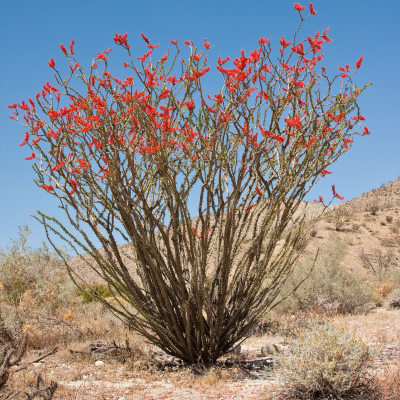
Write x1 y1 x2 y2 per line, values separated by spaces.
19 132 29 147
356 55 364 69
294 3 305 11
114 32 130 48
280 36 291 48
332 185 345 200
48 58 56 68
363 126 370 135
321 170 332 177
322 28 332 43
255 186 263 196
40 184 54 192
309 2 317 14
69 39 75 54
25 153 35 160
141 33 151 44
258 37 270 46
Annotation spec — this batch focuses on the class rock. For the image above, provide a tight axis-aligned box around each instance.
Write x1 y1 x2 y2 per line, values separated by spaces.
233 371 244 380
117 397 127 400
95 360 105 366
260 344 280 356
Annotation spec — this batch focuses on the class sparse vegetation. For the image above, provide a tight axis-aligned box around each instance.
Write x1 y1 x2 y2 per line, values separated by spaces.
0 225 74 335
275 324 382 400
273 233 379 315
371 204 379 215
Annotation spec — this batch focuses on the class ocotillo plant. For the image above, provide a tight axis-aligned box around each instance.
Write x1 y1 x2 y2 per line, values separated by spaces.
10 3 371 364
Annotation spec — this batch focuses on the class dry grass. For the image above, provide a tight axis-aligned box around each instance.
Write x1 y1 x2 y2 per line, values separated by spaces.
380 356 400 400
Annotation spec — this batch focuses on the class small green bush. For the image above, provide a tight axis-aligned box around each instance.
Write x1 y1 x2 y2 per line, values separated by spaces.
75 283 112 303
276 324 382 400
386 215 393 223
352 223 360 231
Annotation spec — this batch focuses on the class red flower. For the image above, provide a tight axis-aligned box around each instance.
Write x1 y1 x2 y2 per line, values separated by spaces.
294 3 305 11
255 186 263 196
60 44 67 55
204 41 210 49
69 179 77 195
258 37 269 45
159 89 170 99
291 43 304 55
321 170 332 177
114 32 130 48
170 39 178 45
184 99 195 111
314 195 323 203
309 2 317 14
25 153 35 160
141 33 150 44
40 184 54 192
356 55 364 69
48 58 56 68
280 36 291 48
332 185 345 200
217 56 230 65
19 132 29 147
69 39 75 54
322 28 332 43
363 126 370 135
184 40 192 46
284 115 302 130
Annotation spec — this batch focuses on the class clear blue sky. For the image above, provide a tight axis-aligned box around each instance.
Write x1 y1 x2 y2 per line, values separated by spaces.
1 0 399 251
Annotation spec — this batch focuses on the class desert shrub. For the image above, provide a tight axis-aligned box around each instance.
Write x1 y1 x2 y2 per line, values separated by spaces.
371 204 379 215
352 223 360 230
359 247 398 283
276 324 382 400
332 205 353 231
386 215 394 223
0 225 74 333
309 226 318 237
381 237 396 247
274 233 379 315
10 4 371 364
